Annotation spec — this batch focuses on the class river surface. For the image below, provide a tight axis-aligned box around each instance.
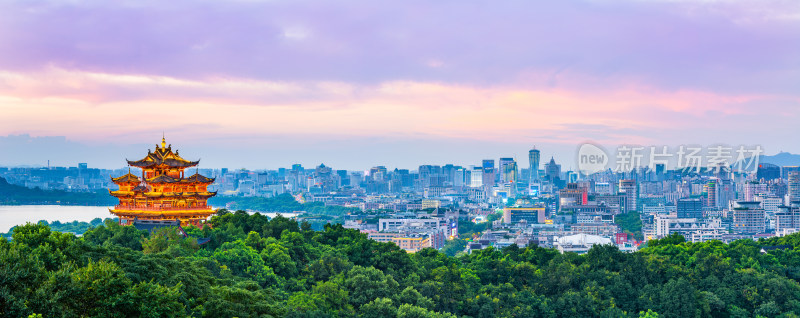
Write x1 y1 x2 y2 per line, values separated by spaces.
0 205 299 232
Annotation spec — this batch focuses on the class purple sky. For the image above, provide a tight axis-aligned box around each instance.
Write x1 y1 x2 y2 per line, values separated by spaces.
0 0 798 170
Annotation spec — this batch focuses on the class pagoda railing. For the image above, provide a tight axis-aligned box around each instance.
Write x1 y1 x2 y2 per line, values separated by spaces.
112 206 215 211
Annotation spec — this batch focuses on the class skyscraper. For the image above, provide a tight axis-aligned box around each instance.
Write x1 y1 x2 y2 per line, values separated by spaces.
789 171 800 204
482 159 495 187
705 180 718 208
470 167 483 187
756 163 781 181
717 179 734 209
545 157 561 183
529 147 540 183
454 167 470 187
619 180 637 213
499 157 517 183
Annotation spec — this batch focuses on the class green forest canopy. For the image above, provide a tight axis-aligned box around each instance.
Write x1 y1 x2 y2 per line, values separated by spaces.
0 218 111 238
4 210 800 317
615 211 644 241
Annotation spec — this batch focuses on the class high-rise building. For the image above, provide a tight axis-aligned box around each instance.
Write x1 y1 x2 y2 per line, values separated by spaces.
454 167 470 187
732 201 766 234
788 171 800 204
655 163 666 175
392 169 413 188
567 171 578 183
482 160 495 187
619 180 637 213
369 166 388 182
677 198 703 219
499 158 517 183
337 170 349 187
754 194 781 215
349 172 364 188
717 179 734 210
705 180 718 208
418 165 444 188
529 147 540 183
470 167 483 187
776 204 800 236
782 166 800 180
559 183 588 207
757 163 781 181
442 164 457 185
743 182 768 201
545 157 561 183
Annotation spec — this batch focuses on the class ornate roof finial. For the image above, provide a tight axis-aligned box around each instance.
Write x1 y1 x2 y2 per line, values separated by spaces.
161 132 166 149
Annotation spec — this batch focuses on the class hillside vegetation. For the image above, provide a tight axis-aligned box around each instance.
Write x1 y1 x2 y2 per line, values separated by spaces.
4 210 800 317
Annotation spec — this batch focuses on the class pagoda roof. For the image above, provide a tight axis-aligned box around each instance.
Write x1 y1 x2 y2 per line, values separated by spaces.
190 191 217 197
185 173 215 183
112 173 141 183
109 190 134 197
127 137 199 168
143 173 215 184
141 191 217 198
132 183 152 192
147 174 180 183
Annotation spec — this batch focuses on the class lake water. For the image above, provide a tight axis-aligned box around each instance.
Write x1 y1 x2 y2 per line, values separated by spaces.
0 205 300 233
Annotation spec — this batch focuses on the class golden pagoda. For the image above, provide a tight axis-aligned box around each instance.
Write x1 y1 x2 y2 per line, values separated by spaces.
109 137 217 227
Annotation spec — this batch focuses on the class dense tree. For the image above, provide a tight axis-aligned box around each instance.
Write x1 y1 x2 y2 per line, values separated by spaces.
142 227 199 256
6 211 800 317
212 240 280 287
615 211 644 240
342 265 400 308
360 298 398 318
441 238 467 257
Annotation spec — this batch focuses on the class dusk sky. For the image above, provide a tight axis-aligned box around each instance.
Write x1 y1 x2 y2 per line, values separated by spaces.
1 0 799 170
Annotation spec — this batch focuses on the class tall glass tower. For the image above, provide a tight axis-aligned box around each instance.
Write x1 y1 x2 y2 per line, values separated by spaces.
528 147 540 183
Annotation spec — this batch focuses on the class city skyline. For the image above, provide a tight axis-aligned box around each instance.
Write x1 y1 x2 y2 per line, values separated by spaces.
1 0 799 169
0 133 794 172
5 2 800 316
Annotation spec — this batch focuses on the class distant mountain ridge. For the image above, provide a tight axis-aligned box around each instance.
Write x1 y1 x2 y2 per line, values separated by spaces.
759 152 800 167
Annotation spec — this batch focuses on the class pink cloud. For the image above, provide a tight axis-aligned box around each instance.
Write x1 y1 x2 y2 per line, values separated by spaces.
0 68 793 148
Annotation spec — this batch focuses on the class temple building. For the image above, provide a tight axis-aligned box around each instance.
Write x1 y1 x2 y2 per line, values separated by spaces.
109 137 217 227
